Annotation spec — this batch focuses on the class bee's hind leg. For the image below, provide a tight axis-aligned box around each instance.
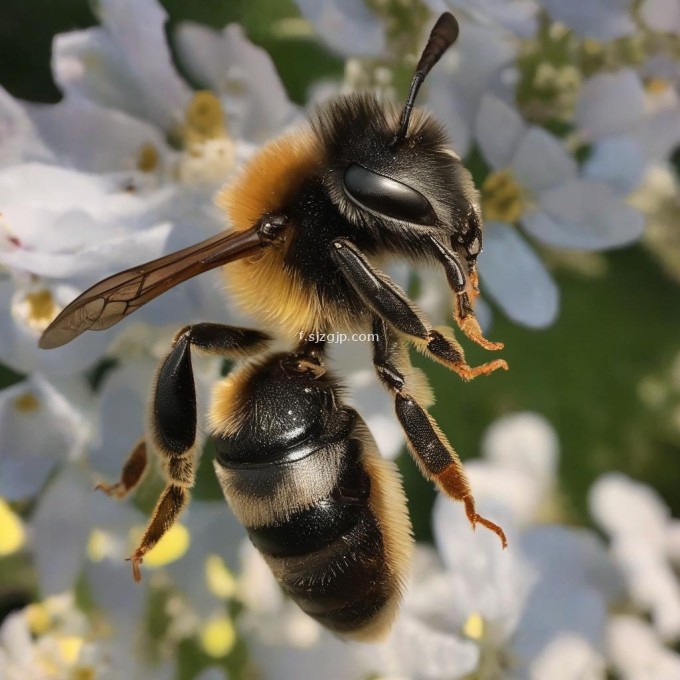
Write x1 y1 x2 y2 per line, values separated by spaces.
371 317 507 548
125 323 271 581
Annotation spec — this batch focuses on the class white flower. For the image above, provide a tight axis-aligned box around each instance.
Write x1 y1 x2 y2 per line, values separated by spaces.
0 374 89 499
538 0 636 41
577 70 680 194
641 0 680 35
426 16 517 158
475 94 644 328
353 412 619 679
293 0 386 57
426 0 539 38
0 0 300 379
590 473 680 641
173 22 300 144
607 615 680 680
0 86 51 167
0 163 174 374
0 592 175 680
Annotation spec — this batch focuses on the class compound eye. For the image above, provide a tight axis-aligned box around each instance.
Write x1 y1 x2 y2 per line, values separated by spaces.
342 164 437 225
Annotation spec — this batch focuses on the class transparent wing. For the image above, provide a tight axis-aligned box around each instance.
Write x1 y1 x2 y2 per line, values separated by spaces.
40 227 264 349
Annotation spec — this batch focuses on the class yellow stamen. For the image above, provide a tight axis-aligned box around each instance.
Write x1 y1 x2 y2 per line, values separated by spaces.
19 289 58 331
87 529 111 562
463 612 485 640
58 636 84 664
205 554 236 599
199 615 236 658
481 170 526 223
582 39 603 55
183 91 227 144
14 392 40 413
25 603 52 636
137 143 160 172
646 78 670 95
0 499 25 556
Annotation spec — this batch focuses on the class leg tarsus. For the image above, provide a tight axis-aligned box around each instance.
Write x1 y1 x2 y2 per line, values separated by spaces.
427 235 503 351
95 439 148 500
426 329 508 381
463 495 508 549
126 484 188 582
454 293 503 351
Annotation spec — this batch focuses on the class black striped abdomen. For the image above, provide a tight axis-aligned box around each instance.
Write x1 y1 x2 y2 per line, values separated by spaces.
217 433 407 640
247 457 396 637
211 355 413 640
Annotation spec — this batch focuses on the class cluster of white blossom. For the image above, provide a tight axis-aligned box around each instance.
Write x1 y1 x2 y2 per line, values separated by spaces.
0 0 678 678
304 0 679 326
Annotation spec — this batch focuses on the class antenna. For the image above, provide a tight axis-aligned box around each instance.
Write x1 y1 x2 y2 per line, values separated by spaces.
392 12 460 146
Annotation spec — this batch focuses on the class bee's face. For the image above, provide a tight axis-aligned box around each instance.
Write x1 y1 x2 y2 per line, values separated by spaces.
315 94 474 240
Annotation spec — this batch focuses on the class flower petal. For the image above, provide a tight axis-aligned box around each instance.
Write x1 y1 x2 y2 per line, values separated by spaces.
0 222 171 279
633 106 680 165
31 465 93 595
583 137 646 194
607 615 680 679
589 473 669 545
53 2 191 134
433 492 527 637
514 527 616 664
530 635 605 679
511 127 577 192
427 22 516 158
294 0 385 57
0 163 149 250
540 0 635 40
0 376 88 499
360 613 480 679
97 0 192 130
26 97 168 174
612 537 680 638
478 224 559 328
482 412 559 488
476 95 525 169
641 0 680 32
435 0 539 37
0 87 51 166
528 179 645 250
576 70 646 140
194 669 228 680
87 358 153 479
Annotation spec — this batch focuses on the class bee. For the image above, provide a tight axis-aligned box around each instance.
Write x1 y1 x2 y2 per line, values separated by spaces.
110 325 414 640
40 12 508 635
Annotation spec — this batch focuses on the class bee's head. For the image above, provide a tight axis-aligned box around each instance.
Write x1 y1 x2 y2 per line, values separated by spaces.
313 13 475 244
316 94 466 229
